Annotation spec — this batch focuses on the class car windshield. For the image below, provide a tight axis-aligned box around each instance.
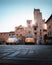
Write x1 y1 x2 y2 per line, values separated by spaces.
26 36 33 38
9 35 17 38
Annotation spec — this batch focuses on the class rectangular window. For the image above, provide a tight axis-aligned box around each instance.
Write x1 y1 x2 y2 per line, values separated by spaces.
50 32 51 36
34 28 36 30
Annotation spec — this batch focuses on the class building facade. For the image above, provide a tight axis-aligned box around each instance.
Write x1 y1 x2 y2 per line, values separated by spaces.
46 15 52 37
0 8 48 44
26 20 34 37
46 14 52 43
0 31 15 44
33 9 44 44
15 25 28 40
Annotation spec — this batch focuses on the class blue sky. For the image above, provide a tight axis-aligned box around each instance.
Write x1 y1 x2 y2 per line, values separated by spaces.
0 0 52 32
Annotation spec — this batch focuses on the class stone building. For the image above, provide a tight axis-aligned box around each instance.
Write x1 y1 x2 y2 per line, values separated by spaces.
15 25 27 40
33 9 44 44
26 20 34 37
42 20 47 44
46 14 52 43
42 20 47 35
0 31 15 44
0 31 14 40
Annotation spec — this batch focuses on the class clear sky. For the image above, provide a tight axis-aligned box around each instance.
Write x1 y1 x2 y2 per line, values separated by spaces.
0 0 52 32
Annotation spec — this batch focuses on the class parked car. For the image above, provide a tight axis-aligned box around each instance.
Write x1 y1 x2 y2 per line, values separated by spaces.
6 35 19 45
25 36 35 44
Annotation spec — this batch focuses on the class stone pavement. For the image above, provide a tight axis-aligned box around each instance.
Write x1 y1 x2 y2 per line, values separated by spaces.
0 45 52 65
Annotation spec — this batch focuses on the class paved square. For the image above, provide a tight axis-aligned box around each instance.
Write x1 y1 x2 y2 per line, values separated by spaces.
0 45 52 65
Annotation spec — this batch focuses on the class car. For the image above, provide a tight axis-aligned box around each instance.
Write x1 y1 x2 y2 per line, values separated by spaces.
6 35 19 45
25 36 35 45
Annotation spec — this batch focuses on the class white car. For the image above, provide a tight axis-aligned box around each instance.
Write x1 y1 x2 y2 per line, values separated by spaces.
6 35 19 44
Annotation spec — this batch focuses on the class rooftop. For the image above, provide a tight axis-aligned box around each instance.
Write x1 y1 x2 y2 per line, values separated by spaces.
46 14 52 23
